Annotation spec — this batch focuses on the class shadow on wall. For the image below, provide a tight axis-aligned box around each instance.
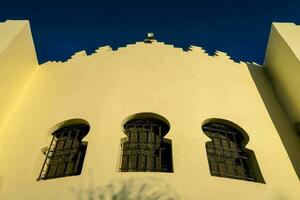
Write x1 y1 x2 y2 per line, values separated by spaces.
247 63 300 180
71 177 183 200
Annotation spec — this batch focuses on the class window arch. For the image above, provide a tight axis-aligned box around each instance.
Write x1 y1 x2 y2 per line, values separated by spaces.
120 113 173 172
202 119 265 183
37 119 90 180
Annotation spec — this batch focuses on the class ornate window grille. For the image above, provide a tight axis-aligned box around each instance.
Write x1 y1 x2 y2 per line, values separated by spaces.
37 124 89 180
202 122 258 182
120 118 173 172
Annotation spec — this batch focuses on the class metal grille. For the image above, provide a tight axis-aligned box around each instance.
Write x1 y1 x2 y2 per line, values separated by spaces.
203 123 255 181
37 125 88 180
120 119 172 172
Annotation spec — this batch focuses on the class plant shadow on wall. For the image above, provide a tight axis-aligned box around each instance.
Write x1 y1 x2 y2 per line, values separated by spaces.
71 177 183 200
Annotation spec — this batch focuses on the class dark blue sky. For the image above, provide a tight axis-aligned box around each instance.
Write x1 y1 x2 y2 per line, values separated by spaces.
1 0 300 64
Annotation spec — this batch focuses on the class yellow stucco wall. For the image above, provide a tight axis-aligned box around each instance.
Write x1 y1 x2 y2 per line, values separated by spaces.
0 21 38 189
247 63 300 180
264 23 300 125
0 21 299 200
0 20 38 134
263 22 300 180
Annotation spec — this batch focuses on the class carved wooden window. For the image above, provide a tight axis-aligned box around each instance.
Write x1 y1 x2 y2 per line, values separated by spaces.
120 116 173 172
37 124 89 180
202 122 264 182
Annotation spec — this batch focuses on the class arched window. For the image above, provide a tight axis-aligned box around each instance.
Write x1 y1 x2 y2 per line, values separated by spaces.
120 113 173 172
202 119 264 183
37 121 90 180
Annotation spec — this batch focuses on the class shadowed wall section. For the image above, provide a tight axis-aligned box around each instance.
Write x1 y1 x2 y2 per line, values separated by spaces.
71 177 182 200
247 63 300 179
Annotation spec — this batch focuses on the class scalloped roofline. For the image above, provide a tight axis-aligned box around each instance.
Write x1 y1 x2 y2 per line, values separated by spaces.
41 39 251 66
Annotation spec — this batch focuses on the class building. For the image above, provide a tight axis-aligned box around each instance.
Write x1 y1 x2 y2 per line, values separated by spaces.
0 20 299 200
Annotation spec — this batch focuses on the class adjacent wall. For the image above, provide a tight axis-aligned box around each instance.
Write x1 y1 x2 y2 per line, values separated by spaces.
0 20 38 134
0 20 38 195
263 22 300 178
264 23 300 127
247 63 300 179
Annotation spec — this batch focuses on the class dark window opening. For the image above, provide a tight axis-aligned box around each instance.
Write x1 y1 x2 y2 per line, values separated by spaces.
120 115 173 172
37 123 89 180
202 122 265 183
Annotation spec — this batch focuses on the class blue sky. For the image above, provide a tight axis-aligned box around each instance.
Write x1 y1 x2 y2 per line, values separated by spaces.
1 0 300 64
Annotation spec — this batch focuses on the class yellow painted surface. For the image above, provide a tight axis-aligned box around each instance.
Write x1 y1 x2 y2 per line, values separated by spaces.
0 20 38 184
0 20 38 133
0 21 299 200
264 23 300 124
264 23 300 180
247 63 300 180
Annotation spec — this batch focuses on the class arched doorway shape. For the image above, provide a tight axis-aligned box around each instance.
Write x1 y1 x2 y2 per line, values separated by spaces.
37 119 90 180
202 118 265 183
120 113 173 172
